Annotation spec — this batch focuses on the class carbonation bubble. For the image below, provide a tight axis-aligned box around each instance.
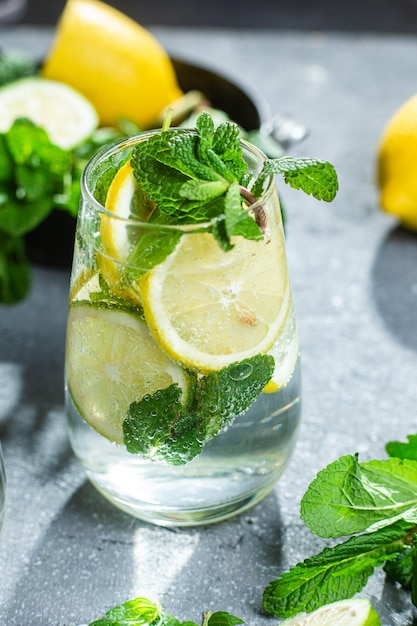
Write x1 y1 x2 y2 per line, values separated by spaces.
228 362 253 381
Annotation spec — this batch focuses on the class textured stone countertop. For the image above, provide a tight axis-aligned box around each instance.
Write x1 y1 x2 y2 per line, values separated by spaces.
1 26 417 626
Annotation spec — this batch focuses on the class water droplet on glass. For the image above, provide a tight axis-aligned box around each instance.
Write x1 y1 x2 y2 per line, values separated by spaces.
228 362 253 381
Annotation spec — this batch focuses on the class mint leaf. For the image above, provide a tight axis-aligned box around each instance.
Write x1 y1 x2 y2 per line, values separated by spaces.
0 195 52 237
251 157 338 202
263 522 408 618
87 597 244 626
386 434 417 460
0 232 30 303
384 541 416 589
207 612 244 626
224 181 262 241
88 596 181 626
196 354 274 440
123 354 274 465
0 135 13 181
301 454 417 538
123 383 204 465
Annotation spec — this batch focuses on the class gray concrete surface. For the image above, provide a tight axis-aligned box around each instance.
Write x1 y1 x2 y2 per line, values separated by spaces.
1 25 417 625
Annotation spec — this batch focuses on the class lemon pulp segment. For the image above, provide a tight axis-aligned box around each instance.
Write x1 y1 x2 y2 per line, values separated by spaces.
141 228 291 373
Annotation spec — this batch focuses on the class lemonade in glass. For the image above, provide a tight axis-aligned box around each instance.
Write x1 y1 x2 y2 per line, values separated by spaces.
65 113 335 526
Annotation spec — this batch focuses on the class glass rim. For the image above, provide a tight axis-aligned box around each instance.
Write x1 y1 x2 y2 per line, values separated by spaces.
81 128 276 233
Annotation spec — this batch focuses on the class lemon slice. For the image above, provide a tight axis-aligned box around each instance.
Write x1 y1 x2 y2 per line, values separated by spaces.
281 599 381 626
99 160 154 304
141 228 291 373
41 0 183 128
66 303 193 443
0 77 98 150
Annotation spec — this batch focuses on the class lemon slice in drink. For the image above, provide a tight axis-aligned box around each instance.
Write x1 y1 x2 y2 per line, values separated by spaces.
281 599 381 626
66 303 193 443
99 160 153 304
0 77 98 150
141 227 291 374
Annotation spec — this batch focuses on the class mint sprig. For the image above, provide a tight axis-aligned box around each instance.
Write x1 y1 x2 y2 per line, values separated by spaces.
263 432 417 618
300 454 417 538
130 111 338 258
123 354 274 465
263 522 409 618
0 117 122 304
87 596 244 626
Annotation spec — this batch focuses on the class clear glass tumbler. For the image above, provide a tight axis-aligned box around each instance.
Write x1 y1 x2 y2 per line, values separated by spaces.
65 129 301 526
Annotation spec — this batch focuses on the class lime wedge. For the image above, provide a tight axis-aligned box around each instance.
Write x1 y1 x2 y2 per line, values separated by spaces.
282 599 381 626
0 77 98 149
66 303 193 443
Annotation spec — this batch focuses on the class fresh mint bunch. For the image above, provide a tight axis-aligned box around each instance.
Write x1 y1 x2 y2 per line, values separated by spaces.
88 596 244 626
263 433 417 618
0 117 122 304
131 111 338 255
123 354 274 465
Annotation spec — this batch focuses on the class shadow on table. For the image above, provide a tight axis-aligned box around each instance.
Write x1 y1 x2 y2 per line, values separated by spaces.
371 224 417 353
2 478 284 625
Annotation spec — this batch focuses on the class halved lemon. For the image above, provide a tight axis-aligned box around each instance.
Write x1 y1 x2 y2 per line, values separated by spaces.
0 76 98 150
41 0 183 128
140 226 291 374
66 302 193 443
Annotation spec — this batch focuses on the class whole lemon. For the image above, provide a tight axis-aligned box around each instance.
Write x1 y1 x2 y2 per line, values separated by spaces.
377 94 417 231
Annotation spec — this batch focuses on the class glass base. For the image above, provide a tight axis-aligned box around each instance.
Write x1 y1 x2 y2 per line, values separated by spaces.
67 361 301 527
90 475 279 527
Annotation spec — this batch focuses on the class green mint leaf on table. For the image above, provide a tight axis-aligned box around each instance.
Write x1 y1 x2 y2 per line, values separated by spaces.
88 596 180 626
300 454 417 538
206 612 244 626
123 354 274 465
386 433 417 460
262 522 409 618
87 597 244 626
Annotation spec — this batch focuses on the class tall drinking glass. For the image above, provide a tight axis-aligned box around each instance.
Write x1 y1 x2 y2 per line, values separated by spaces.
65 129 301 526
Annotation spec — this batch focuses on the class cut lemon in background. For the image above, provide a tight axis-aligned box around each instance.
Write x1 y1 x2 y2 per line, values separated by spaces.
0 76 98 150
99 160 153 304
281 599 381 626
377 93 417 231
41 0 183 128
141 229 290 373
66 304 193 444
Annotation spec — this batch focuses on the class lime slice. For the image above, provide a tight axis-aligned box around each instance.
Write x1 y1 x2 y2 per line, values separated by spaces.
140 229 291 374
281 599 381 626
0 77 98 150
66 303 192 443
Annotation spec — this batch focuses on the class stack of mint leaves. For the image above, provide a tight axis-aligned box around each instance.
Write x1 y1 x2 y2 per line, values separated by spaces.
263 433 417 618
